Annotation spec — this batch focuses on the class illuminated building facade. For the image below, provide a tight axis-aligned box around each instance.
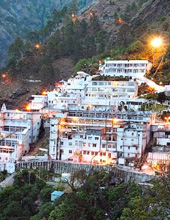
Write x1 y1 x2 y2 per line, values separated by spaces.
30 95 48 110
49 110 155 165
42 72 142 112
28 71 155 165
99 60 152 78
0 104 42 163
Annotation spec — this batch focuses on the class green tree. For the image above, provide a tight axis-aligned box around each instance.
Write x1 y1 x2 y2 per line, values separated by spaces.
71 0 78 14
127 40 144 54
39 64 54 85
8 37 24 59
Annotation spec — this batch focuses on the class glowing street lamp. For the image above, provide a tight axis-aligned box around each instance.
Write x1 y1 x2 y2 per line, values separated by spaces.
150 37 164 66
151 37 162 48
25 104 31 111
1 73 7 79
42 90 47 96
35 43 41 49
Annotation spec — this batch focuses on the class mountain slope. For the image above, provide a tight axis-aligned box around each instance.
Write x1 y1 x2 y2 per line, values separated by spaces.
131 0 170 28
0 0 96 66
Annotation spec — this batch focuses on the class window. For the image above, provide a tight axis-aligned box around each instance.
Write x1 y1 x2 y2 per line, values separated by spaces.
88 136 92 140
88 143 91 147
108 153 111 158
69 142 72 146
95 137 99 140
61 142 63 145
128 146 130 149
103 152 106 156
91 152 94 155
87 151 90 155
69 150 72 154
93 144 97 147
84 151 86 154
95 152 98 156
102 144 106 148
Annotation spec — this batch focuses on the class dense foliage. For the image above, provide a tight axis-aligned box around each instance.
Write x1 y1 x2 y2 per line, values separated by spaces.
0 169 170 220
0 0 94 66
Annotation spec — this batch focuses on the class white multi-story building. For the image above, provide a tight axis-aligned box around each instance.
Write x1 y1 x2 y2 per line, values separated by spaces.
152 124 170 147
100 60 152 78
49 110 155 165
30 95 48 110
26 70 155 166
0 104 42 162
82 80 138 111
35 72 143 112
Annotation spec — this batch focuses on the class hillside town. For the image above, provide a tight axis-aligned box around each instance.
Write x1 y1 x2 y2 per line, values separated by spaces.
0 59 170 174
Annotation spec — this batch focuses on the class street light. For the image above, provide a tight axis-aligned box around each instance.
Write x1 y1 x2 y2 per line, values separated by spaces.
151 37 162 48
150 37 164 68
35 43 41 49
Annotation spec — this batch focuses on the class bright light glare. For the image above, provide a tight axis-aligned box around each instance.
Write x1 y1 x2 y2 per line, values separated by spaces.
42 90 47 96
25 104 31 111
35 44 41 49
113 118 119 124
15 109 20 113
151 37 162 48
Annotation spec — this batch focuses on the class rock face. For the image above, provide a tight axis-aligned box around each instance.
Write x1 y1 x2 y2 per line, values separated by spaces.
0 0 95 66
131 0 170 28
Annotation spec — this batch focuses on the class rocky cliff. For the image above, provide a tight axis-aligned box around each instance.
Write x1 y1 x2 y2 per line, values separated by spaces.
131 0 170 28
0 0 95 66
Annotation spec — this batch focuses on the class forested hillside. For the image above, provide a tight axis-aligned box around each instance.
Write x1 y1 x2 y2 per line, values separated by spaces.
0 169 170 220
0 0 95 66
